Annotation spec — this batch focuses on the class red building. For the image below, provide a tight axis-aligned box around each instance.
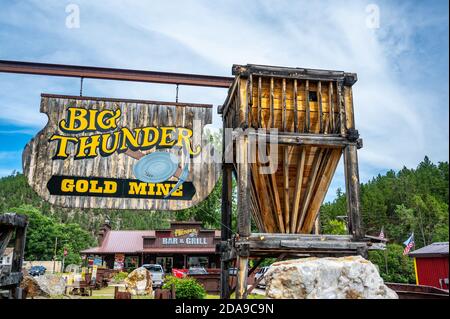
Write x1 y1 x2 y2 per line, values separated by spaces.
409 242 449 290
81 221 221 273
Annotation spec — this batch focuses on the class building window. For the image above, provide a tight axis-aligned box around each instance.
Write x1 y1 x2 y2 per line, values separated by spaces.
188 256 208 268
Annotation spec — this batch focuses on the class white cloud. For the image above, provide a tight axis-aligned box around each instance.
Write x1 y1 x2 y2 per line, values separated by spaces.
0 0 448 202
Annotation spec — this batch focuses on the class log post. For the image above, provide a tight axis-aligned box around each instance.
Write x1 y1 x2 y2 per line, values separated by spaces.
235 133 251 299
220 164 233 299
343 143 363 240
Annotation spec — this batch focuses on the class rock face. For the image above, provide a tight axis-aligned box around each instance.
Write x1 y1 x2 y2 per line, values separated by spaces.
20 275 49 298
124 267 153 296
265 256 398 299
20 274 66 297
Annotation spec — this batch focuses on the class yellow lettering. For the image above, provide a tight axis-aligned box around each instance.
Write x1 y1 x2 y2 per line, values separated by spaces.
61 179 75 192
119 128 142 151
155 183 170 196
59 107 89 132
141 127 160 148
75 180 89 193
76 135 101 158
128 182 147 195
103 181 117 194
49 135 79 159
159 127 176 147
97 109 121 131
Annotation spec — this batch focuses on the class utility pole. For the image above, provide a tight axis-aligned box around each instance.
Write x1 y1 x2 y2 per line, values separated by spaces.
52 237 58 273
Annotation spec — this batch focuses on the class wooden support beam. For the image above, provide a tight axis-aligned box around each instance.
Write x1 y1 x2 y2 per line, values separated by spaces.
318 81 323 133
270 77 275 127
237 135 251 237
329 82 335 133
290 149 306 232
0 60 233 88
235 253 249 299
337 81 346 137
258 76 262 127
305 80 310 133
293 79 298 132
283 146 290 233
344 144 363 239
282 78 287 131
296 149 324 232
241 131 354 148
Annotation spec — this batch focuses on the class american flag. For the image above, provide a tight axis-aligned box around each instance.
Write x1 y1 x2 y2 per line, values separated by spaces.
379 227 385 239
403 233 415 255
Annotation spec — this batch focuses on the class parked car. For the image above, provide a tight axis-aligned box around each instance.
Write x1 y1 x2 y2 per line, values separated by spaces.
142 264 164 288
29 265 46 277
228 267 237 276
254 266 270 288
187 267 208 275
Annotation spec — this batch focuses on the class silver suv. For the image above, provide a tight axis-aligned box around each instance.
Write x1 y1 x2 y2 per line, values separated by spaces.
142 264 164 288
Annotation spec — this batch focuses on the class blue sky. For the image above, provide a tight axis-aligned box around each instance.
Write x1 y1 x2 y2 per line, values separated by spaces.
0 0 448 202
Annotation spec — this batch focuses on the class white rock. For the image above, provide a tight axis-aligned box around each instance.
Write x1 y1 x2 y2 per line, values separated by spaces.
124 267 153 296
265 256 398 299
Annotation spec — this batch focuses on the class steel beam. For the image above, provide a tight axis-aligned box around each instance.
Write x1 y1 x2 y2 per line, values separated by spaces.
0 60 234 88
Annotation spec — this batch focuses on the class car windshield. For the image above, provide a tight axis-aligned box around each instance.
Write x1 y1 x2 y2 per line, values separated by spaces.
143 265 163 272
188 268 207 274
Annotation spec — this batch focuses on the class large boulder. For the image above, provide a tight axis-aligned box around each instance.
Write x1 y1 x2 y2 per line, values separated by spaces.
20 275 49 298
20 274 66 297
265 256 398 299
124 267 153 296
34 274 66 296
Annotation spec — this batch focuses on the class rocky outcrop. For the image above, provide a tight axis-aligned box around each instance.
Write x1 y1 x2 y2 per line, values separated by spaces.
20 275 49 298
265 256 398 299
20 274 66 297
124 267 153 296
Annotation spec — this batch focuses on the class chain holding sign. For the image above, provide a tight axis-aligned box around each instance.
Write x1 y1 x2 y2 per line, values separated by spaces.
23 94 220 210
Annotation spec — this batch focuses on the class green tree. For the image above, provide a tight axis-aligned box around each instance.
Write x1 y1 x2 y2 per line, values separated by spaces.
368 244 416 283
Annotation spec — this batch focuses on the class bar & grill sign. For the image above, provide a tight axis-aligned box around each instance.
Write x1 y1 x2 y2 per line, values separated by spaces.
23 94 220 210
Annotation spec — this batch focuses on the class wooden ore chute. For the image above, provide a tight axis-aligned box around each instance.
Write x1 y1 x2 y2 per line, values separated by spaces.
219 64 364 299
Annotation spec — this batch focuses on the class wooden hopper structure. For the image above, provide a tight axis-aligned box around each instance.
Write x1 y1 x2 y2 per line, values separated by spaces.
219 64 370 299
220 64 361 235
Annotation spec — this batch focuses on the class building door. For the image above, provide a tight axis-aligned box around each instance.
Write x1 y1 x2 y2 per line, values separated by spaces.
156 257 173 273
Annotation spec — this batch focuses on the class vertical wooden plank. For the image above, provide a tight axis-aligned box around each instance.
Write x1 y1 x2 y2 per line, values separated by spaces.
237 135 251 238
283 145 290 233
305 80 310 133
337 80 346 136
270 77 275 128
293 79 298 133
344 144 363 239
12 225 27 273
329 82 335 133
301 148 341 232
236 254 249 299
282 78 287 132
290 148 306 233
258 76 262 128
318 81 323 133
220 160 232 299
296 148 324 232
269 171 285 233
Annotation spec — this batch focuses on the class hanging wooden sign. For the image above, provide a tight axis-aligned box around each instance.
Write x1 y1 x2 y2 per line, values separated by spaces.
23 94 220 210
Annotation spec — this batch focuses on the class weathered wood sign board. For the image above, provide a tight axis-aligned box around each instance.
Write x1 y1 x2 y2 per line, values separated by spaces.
23 94 220 210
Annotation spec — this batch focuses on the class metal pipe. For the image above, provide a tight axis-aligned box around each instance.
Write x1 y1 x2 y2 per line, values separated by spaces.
0 60 234 88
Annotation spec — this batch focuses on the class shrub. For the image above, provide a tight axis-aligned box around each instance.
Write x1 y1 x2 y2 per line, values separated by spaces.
163 275 206 299
113 271 129 282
